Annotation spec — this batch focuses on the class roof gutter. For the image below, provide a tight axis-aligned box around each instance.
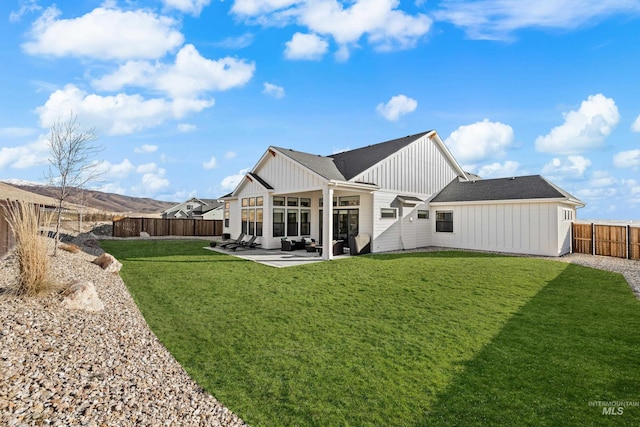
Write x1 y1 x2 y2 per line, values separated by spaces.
328 180 380 191
429 197 586 207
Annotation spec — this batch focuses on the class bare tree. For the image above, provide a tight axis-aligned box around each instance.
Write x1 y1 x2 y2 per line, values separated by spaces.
45 112 103 255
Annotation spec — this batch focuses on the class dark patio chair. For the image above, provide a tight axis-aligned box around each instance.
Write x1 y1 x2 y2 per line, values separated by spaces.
227 235 257 251
219 232 246 249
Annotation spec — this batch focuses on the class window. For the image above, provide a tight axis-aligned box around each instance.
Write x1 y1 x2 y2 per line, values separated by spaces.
287 210 298 236
241 209 248 234
339 196 360 206
319 197 338 207
249 197 256 207
256 196 263 206
241 198 249 207
256 209 263 236
300 198 311 207
224 210 229 227
418 210 429 219
436 211 453 232
287 197 299 207
300 209 311 235
273 209 285 237
248 209 256 235
273 196 285 206
381 208 396 219
186 204 193 211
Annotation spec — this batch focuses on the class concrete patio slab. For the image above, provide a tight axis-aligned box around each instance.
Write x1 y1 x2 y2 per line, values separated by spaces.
204 246 349 268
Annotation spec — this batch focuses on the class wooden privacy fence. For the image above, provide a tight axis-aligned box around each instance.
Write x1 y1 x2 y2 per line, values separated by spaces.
572 223 640 260
113 217 223 238
0 201 13 258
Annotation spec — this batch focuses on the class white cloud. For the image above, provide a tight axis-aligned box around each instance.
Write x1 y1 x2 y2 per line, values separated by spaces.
0 136 49 170
284 33 329 60
130 161 170 195
232 0 299 15
92 181 127 195
97 159 135 179
589 170 617 188
444 119 514 164
36 84 213 136
477 160 520 178
163 0 211 16
178 123 197 132
535 94 620 154
632 114 640 132
137 163 159 174
575 187 617 200
23 5 184 60
0 127 38 138
542 156 591 178
435 0 640 40
140 171 170 192
237 0 431 59
94 44 255 99
219 168 250 192
224 151 237 159
613 149 640 169
212 33 255 49
203 156 218 170
156 45 255 98
375 94 417 121
263 82 285 99
134 144 159 154
297 0 432 51
10 0 41 23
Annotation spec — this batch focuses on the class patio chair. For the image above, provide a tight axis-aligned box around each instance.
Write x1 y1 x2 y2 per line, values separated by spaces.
219 232 246 249
304 238 317 252
227 235 256 251
230 235 259 251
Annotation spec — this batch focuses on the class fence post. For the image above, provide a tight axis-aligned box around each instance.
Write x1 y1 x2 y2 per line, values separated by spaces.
591 223 595 256
628 225 631 260
570 222 574 254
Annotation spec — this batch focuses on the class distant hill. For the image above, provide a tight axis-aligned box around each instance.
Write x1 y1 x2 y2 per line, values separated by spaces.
1 182 176 215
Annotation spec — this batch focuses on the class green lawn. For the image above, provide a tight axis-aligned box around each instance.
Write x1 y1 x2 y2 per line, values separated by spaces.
99 240 640 426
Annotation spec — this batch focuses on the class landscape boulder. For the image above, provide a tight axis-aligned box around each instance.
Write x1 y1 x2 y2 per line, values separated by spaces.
61 280 104 312
92 253 123 274
140 231 150 238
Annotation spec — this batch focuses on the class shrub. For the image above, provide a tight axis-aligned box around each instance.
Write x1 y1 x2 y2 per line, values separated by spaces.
3 201 54 296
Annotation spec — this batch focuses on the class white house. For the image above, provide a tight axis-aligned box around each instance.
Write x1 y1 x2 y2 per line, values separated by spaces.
221 130 584 259
162 198 224 220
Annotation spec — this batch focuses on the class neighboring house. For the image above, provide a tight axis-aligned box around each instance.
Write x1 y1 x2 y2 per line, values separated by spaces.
162 198 224 220
221 130 584 259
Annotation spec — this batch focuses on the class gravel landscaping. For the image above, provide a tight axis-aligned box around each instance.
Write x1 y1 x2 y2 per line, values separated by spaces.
0 236 248 427
1 236 638 426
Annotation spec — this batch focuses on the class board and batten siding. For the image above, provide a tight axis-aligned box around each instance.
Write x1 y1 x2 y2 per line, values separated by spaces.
255 150 326 193
350 135 459 194
371 191 402 253
430 201 572 256
414 204 432 249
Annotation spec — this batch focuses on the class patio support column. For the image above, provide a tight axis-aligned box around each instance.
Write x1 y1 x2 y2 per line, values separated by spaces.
323 186 334 260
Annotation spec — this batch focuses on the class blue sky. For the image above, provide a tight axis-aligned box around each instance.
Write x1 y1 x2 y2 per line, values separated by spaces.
0 0 639 220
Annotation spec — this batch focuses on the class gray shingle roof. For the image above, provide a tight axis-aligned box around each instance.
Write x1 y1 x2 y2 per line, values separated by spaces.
273 131 431 181
329 131 431 180
271 147 347 181
430 175 582 203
